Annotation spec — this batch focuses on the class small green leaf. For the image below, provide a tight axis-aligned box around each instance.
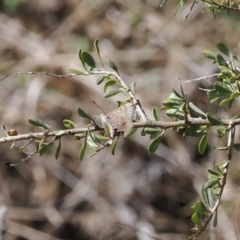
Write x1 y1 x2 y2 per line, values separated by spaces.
96 76 106 85
111 137 119 155
203 50 216 60
201 185 210 207
78 49 85 68
191 212 200 225
208 168 223 179
217 43 230 57
189 102 206 117
77 107 93 120
153 107 161 121
216 54 228 67
28 118 51 130
206 112 223 125
94 38 104 68
104 89 122 98
141 128 147 136
39 141 55 156
74 133 86 140
81 51 96 70
89 151 98 158
217 126 228 138
204 179 219 190
198 132 208 155
68 69 88 75
130 82 135 94
104 79 118 93
144 127 161 134
63 119 77 129
107 59 119 74
218 160 229 169
55 138 61 160
79 136 87 160
191 200 208 213
184 127 205 137
219 97 234 107
148 132 163 154
214 82 232 94
2 125 7 136
213 211 218 227
214 146 228 150
233 143 240 152
19 142 31 152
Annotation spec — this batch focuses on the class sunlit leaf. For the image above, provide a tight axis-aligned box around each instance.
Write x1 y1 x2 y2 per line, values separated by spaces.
63 119 77 129
68 69 88 75
218 160 229 169
203 50 216 60
79 136 87 160
104 79 118 93
104 89 122 98
204 179 219 190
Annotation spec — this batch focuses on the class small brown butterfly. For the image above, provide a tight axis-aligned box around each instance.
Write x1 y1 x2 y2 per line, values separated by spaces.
100 103 136 138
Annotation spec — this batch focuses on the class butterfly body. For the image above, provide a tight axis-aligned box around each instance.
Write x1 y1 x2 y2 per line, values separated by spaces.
100 103 136 138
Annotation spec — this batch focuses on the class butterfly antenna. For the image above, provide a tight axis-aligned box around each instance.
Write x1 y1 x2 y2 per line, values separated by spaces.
93 101 106 115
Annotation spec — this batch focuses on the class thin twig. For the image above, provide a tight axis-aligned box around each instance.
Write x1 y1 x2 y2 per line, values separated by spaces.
181 73 219 82
0 72 81 81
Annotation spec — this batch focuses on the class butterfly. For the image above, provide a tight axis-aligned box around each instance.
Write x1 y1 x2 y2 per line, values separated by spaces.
100 103 136 138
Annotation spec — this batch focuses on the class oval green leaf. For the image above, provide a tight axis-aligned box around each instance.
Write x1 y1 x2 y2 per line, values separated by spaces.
203 50 216 60
79 137 87 160
104 89 122 98
28 118 51 130
148 132 163 155
39 141 55 156
81 51 96 70
104 79 118 93
63 119 77 129
198 132 207 155
77 107 93 120
216 43 230 57
96 76 106 85
94 38 104 68
107 59 119 74
189 102 206 117
153 107 161 121
206 112 223 125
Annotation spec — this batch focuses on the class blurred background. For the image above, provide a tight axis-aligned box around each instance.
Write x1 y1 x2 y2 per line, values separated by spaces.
0 0 240 239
